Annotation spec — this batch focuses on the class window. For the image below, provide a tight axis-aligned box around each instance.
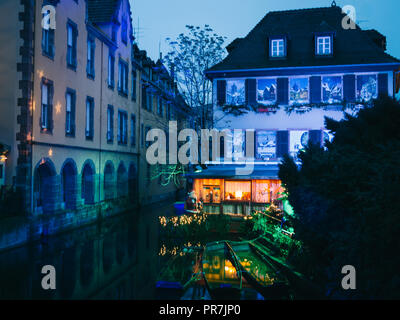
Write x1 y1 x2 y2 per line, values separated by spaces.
85 97 94 140
131 114 136 146
316 36 332 55
289 77 309 105
42 9 54 58
67 21 77 69
87 37 95 78
0 164 3 179
257 78 277 105
322 76 342 103
65 89 76 136
121 18 128 44
226 80 245 106
254 180 283 203
132 69 137 101
40 79 53 132
357 74 377 101
118 110 128 145
270 38 285 58
224 181 251 201
108 54 115 88
256 130 276 159
107 105 114 142
289 130 309 158
118 59 129 96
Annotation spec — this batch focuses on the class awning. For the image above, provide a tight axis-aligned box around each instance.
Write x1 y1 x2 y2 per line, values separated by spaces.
186 164 280 180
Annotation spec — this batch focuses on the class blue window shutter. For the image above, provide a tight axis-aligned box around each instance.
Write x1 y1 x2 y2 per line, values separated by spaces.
276 130 289 158
343 75 355 102
378 73 388 96
277 78 288 105
216 80 226 106
309 130 322 147
245 79 257 106
310 76 321 103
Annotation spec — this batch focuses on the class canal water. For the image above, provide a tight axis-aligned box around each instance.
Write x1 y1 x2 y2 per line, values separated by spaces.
0 202 271 300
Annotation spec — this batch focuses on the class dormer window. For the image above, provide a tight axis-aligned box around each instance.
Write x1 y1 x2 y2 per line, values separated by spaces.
270 38 286 58
316 35 332 55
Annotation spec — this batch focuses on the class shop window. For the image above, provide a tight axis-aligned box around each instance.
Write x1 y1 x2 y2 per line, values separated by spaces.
225 181 251 201
203 186 221 204
257 78 277 105
357 74 377 101
322 76 342 103
226 80 245 106
289 77 309 105
289 130 309 158
253 180 283 203
256 130 276 159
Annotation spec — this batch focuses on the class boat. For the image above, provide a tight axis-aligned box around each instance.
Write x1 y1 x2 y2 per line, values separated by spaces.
227 241 290 299
201 241 242 300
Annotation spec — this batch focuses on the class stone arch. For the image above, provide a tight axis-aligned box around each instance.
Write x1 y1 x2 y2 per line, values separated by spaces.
128 163 137 204
81 160 95 205
117 162 128 198
33 158 58 214
104 161 115 200
61 158 78 210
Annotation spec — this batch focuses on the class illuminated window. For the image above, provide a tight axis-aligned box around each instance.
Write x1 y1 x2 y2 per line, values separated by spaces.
257 79 277 105
316 36 332 55
289 77 309 105
322 76 342 103
253 180 283 203
270 39 285 57
225 181 251 201
357 74 377 101
256 131 276 160
289 130 309 158
226 80 245 106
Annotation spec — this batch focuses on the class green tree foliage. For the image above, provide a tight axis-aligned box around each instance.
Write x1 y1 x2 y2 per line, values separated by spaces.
278 96 400 299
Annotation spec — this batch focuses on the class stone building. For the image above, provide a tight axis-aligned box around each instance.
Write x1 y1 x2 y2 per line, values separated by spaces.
0 0 190 244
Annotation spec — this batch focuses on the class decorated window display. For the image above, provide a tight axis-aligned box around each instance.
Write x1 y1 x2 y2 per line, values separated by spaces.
257 78 277 105
357 74 377 101
225 181 251 201
289 130 309 157
232 129 245 160
289 77 309 105
322 76 342 103
256 130 276 159
226 79 245 106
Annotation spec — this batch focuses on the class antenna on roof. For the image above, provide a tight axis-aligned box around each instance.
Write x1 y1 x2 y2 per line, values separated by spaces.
331 1 337 7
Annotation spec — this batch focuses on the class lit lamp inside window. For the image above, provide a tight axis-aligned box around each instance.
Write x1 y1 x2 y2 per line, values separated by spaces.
0 155 7 162
235 190 243 199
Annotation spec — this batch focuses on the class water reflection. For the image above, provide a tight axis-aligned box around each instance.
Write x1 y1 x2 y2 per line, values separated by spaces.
0 203 174 300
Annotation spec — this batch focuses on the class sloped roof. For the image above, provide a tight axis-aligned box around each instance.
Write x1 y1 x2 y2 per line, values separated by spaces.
87 0 120 24
207 6 400 73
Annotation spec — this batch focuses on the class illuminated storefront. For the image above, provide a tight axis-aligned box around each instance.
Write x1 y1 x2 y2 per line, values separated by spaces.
190 166 284 215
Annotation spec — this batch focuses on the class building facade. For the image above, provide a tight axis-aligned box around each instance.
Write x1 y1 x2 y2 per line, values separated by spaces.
0 0 189 246
193 5 400 215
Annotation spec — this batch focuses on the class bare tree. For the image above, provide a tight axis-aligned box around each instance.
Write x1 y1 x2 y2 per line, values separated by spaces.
164 25 226 129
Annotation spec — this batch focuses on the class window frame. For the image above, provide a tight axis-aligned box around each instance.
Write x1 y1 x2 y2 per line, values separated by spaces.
118 58 129 96
85 96 94 140
108 53 115 89
40 78 54 133
66 20 78 70
86 36 96 79
107 105 114 143
315 33 334 56
130 114 136 147
65 88 76 137
269 37 286 58
117 110 128 145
